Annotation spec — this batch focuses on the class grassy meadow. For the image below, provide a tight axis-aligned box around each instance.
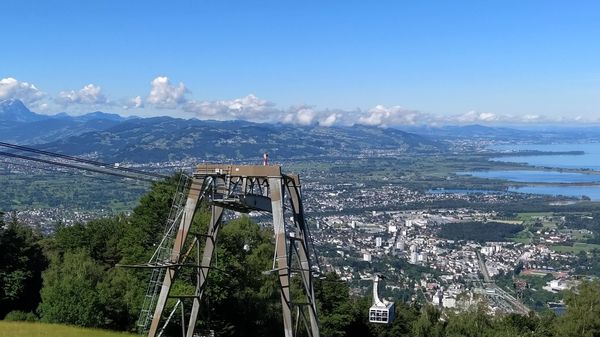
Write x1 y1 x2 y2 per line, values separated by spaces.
0 321 136 337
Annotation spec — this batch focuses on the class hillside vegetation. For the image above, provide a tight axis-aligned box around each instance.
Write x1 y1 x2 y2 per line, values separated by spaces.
2 174 600 337
437 221 524 243
0 321 135 337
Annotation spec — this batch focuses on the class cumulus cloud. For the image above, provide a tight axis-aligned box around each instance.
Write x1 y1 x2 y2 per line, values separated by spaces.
56 84 108 105
8 75 597 126
319 112 338 127
353 106 572 127
147 76 188 108
295 108 316 125
280 106 317 125
442 110 560 124
122 95 144 109
184 96 344 126
184 94 278 121
0 77 45 104
452 110 499 124
357 105 430 127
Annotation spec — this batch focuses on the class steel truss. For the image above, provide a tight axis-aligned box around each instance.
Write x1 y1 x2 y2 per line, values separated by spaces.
139 164 320 337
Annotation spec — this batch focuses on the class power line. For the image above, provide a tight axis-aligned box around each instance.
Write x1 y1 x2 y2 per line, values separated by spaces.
0 141 169 179
0 150 159 183
0 159 153 187
0 150 205 193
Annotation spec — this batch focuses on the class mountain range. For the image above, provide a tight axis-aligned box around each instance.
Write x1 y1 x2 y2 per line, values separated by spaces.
5 99 600 163
0 99 445 162
0 99 132 144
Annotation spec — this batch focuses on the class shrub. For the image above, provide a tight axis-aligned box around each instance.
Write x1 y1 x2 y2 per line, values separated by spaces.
4 310 37 321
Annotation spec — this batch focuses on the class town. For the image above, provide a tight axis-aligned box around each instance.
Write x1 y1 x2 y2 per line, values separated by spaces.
3 155 598 317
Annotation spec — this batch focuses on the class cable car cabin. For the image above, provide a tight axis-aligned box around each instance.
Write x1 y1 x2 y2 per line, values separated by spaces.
369 274 396 324
369 302 395 324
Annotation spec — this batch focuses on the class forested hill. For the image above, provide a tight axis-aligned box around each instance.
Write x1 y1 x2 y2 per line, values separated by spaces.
2 176 600 337
1 99 445 162
39 117 445 162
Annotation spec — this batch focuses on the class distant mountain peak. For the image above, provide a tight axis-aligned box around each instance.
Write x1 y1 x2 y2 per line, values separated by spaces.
0 98 27 110
0 99 45 122
75 111 127 122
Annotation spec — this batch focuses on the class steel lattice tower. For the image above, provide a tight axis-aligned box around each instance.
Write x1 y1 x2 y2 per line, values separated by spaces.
135 164 320 337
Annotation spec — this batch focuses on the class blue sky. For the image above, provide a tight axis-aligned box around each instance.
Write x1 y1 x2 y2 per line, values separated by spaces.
2 1 600 125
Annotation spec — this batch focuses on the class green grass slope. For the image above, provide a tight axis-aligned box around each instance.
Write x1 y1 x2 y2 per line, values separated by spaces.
0 321 136 337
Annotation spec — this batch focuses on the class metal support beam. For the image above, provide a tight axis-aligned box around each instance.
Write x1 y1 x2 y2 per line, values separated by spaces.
186 205 223 337
286 176 320 337
148 177 204 337
137 165 320 337
269 176 294 337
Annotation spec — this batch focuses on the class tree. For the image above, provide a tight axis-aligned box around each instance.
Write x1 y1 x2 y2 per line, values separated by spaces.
0 217 47 319
411 305 445 337
493 312 543 337
315 273 372 337
118 175 181 264
38 249 108 327
556 280 600 337
445 302 492 337
191 216 281 337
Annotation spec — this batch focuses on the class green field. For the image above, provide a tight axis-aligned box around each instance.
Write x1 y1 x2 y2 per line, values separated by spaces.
510 231 533 244
0 321 136 337
551 242 600 254
516 212 553 220
0 172 148 212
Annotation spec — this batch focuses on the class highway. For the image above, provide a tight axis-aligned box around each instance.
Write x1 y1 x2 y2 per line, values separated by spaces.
476 249 530 315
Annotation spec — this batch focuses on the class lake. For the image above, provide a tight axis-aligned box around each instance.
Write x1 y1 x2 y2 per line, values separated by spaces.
474 143 600 200
427 188 500 195
459 170 600 184
508 185 600 200
490 143 600 171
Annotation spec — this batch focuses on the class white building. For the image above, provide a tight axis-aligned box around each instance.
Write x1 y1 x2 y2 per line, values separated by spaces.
410 251 418 264
442 296 457 308
396 241 405 251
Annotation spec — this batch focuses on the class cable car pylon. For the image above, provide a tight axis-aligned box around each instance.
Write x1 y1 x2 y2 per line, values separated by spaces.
128 164 320 337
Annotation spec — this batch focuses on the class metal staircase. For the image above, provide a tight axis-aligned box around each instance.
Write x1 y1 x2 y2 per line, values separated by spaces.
137 174 191 335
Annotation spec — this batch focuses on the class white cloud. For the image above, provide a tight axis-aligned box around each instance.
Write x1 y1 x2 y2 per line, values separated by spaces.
133 95 143 108
295 107 316 125
184 97 342 126
184 94 278 121
521 114 546 122
453 110 499 124
444 110 560 124
123 95 144 109
280 108 342 127
57 84 107 105
357 105 428 127
278 106 336 126
147 76 188 108
0 77 44 104
8 75 599 126
319 112 338 127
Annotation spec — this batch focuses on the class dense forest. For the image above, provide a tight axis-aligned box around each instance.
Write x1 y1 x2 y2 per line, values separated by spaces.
437 221 524 243
1 176 600 337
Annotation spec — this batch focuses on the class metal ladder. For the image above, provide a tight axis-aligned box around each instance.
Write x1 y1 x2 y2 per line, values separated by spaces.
137 174 191 335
